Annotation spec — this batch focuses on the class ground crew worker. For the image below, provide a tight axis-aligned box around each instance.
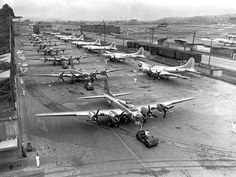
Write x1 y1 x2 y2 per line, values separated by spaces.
36 153 40 168
145 129 150 136
232 121 236 133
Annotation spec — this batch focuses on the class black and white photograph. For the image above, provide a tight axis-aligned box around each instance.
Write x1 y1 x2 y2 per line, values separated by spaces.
0 0 236 176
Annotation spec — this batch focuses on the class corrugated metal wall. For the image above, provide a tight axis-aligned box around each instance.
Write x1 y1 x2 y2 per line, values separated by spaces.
0 120 18 140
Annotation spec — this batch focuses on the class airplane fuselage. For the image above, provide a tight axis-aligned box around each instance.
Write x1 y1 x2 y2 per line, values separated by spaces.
102 93 143 123
77 42 100 47
142 65 189 75
89 46 116 50
112 53 144 59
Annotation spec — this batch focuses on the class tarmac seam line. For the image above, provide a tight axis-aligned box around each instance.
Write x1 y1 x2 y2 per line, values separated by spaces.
149 127 216 177
111 129 156 177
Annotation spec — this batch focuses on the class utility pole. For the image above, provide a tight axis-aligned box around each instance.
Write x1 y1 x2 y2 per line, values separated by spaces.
149 30 152 44
103 20 106 43
208 38 213 65
192 31 196 44
122 29 125 47
151 27 154 44
191 31 196 51
149 27 154 44
149 23 168 44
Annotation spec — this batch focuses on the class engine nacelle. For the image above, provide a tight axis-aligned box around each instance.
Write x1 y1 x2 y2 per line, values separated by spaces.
109 110 119 117
89 111 96 119
155 104 174 113
117 99 130 105
140 107 149 117
89 111 107 120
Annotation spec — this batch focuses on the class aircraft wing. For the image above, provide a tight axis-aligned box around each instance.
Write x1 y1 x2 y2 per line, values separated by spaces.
78 95 107 99
185 69 201 75
35 111 91 117
113 92 132 97
136 97 195 110
103 50 113 54
105 68 127 73
139 61 152 67
32 73 60 77
43 57 55 61
35 108 123 117
56 69 84 73
159 71 189 79
157 97 195 107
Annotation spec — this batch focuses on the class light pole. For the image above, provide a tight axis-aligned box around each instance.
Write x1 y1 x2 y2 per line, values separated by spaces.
149 23 168 44
192 31 196 44
208 38 213 65
151 27 154 44
191 31 196 51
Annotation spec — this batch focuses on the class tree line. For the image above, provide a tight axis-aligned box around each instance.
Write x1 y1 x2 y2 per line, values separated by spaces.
0 4 15 53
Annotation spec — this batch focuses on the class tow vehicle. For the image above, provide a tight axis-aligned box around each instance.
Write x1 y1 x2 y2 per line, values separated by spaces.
84 81 94 90
136 130 159 148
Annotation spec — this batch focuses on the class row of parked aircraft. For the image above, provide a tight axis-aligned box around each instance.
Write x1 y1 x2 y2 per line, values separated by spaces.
32 32 199 128
28 34 125 84
53 32 200 80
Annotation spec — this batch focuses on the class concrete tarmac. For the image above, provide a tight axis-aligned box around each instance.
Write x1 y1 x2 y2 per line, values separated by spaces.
2 35 236 177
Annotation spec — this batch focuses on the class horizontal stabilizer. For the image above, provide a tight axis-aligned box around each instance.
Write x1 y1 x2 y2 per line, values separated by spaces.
113 92 132 97
78 95 106 99
106 68 127 73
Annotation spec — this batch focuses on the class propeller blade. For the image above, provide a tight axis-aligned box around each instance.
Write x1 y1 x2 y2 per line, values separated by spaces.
105 59 109 65
59 71 65 81
96 109 100 116
163 110 167 118
119 112 124 116
147 105 152 117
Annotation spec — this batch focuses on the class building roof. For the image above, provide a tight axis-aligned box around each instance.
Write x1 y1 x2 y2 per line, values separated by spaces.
0 53 11 63
0 70 10 81
0 137 18 151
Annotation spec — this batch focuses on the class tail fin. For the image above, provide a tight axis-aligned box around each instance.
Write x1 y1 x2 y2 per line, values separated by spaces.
95 38 101 45
135 47 144 55
70 58 75 69
78 34 84 41
109 42 116 48
44 56 48 63
181 57 195 69
104 78 110 93
71 33 76 38
103 78 117 97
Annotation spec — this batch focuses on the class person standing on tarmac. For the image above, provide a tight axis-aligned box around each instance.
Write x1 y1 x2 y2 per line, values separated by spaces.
145 129 150 137
36 153 40 168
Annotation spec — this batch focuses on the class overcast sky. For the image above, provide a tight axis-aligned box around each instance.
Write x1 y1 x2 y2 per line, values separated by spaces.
2 0 236 21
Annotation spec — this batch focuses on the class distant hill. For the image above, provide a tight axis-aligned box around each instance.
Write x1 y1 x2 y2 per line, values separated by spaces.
155 14 236 24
